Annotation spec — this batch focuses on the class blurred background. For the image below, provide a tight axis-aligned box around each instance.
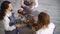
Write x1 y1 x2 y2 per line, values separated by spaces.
0 0 60 34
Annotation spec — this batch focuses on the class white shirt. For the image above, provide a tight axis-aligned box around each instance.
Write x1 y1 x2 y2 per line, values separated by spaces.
36 23 55 34
3 12 16 31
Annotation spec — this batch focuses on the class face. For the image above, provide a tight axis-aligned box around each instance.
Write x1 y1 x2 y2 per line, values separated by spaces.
7 3 12 11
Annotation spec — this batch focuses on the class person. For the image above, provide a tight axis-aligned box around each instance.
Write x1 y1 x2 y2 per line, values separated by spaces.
35 12 55 34
21 0 38 14
17 8 35 28
17 8 27 24
0 1 20 34
17 8 35 34
26 13 35 29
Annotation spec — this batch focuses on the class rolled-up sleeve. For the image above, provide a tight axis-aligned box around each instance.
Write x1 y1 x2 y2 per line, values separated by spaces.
3 16 16 31
34 0 38 8
32 0 38 9
21 0 26 7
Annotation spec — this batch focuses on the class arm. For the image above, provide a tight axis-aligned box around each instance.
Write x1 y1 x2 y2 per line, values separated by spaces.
32 0 38 9
3 16 16 31
21 0 26 7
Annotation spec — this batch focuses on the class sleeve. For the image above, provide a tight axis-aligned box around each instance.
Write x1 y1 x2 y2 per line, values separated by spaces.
3 16 16 31
21 0 26 7
34 0 38 8
32 0 38 9
48 23 55 34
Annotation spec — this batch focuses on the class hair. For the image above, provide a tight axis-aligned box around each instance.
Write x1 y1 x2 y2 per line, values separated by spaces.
36 12 50 30
18 8 23 14
0 1 11 20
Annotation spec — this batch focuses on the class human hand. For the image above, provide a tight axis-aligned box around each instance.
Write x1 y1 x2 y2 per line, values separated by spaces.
15 23 21 28
26 6 32 10
32 26 36 31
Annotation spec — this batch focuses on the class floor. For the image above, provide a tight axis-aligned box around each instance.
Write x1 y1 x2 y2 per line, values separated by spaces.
0 0 60 34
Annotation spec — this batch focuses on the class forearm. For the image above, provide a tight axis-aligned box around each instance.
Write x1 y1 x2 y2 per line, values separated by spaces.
31 0 38 9
21 0 26 7
3 17 16 31
5 25 16 31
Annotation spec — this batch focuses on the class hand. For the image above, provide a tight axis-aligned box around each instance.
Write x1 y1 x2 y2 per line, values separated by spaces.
15 23 21 28
23 11 26 14
32 26 36 34
26 6 32 10
32 26 36 31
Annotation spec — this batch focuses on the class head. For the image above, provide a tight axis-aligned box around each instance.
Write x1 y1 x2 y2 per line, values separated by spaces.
1 1 12 12
18 8 26 15
0 1 11 20
18 8 23 14
36 12 50 30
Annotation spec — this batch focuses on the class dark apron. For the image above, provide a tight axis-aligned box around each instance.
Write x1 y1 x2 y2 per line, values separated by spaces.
5 29 18 34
